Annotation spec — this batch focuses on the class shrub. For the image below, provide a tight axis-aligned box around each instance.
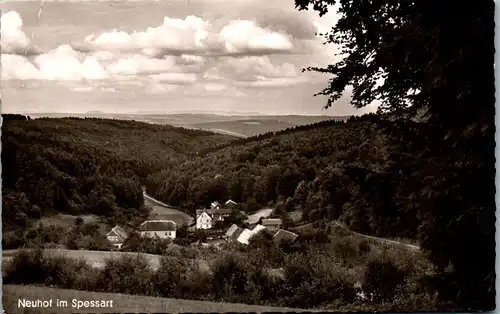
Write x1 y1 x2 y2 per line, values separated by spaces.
280 253 356 308
3 249 97 289
362 257 407 301
95 254 155 296
210 252 266 304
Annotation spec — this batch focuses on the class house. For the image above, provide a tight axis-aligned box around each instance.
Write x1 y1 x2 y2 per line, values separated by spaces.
106 226 129 249
196 206 234 228
236 224 267 245
211 201 221 209
225 224 244 243
209 208 234 221
273 229 299 244
139 220 177 239
262 218 283 231
236 228 255 245
225 199 238 208
196 210 213 229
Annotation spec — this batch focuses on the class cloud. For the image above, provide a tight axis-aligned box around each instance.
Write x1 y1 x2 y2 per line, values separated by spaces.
79 15 294 56
204 56 299 83
0 10 308 90
0 11 35 55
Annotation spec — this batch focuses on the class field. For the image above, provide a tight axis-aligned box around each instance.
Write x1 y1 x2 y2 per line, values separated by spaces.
2 249 211 272
39 214 100 227
144 193 194 226
4 285 314 314
245 208 273 224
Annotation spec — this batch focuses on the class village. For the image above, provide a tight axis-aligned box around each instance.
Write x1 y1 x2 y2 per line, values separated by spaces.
106 198 299 251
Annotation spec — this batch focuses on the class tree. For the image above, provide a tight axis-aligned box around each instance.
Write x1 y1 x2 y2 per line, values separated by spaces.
294 0 494 310
294 0 493 132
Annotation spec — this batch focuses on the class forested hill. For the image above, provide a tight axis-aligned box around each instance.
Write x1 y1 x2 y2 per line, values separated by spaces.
2 117 234 231
145 114 392 227
145 111 493 246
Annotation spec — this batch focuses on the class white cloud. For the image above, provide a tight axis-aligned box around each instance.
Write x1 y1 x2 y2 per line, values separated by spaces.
0 11 33 55
81 15 294 56
0 10 305 89
219 20 293 53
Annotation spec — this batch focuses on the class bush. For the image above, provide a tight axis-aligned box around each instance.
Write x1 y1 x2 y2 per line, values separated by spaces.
280 253 356 308
3 249 96 289
362 257 407 301
210 252 266 304
95 254 155 296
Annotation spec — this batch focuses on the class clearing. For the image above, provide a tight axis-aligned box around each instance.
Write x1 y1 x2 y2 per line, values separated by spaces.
4 285 313 313
245 208 273 224
143 193 194 226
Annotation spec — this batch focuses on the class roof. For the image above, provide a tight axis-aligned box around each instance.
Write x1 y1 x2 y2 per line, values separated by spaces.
236 229 254 245
262 218 283 226
225 224 239 237
210 208 233 215
211 201 221 207
225 224 244 240
198 208 233 216
196 210 212 218
139 220 176 232
273 229 298 243
252 224 267 234
225 200 237 205
106 226 129 243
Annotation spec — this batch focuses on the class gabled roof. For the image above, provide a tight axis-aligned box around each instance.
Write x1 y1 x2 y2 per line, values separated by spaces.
262 218 283 226
252 224 267 234
139 220 176 232
106 226 129 243
225 199 237 205
273 229 298 243
236 228 254 245
198 208 233 216
211 201 221 208
225 224 244 239
210 208 233 215
196 210 212 218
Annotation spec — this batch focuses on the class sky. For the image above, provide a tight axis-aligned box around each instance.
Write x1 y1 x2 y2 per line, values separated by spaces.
0 0 378 115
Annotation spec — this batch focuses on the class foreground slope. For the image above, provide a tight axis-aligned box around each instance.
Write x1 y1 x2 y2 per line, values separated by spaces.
4 285 314 313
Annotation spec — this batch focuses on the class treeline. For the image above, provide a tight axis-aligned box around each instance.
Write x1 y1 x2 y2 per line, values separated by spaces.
1 118 232 235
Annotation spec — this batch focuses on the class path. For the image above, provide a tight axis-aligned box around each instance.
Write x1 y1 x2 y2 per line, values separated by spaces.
331 221 420 250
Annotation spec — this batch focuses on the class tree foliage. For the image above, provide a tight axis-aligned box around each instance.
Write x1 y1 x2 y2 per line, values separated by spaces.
293 0 494 311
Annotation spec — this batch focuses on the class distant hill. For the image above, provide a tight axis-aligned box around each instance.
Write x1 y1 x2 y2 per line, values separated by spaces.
26 113 351 137
144 114 389 220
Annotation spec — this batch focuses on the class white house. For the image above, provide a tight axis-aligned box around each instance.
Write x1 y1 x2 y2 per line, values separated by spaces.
106 225 129 249
196 210 213 229
139 220 177 239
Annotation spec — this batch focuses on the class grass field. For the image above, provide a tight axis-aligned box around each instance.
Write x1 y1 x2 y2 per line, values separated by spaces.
39 214 100 228
143 194 193 226
2 249 210 272
245 208 273 224
4 285 314 313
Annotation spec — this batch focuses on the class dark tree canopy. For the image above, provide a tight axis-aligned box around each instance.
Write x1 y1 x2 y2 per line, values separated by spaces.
295 0 494 131
294 0 495 311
